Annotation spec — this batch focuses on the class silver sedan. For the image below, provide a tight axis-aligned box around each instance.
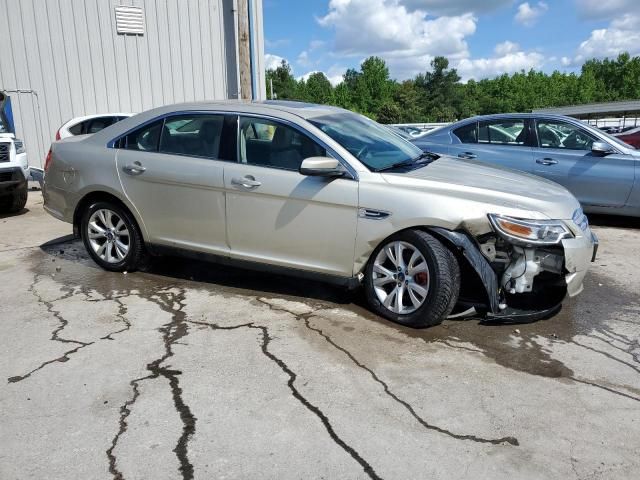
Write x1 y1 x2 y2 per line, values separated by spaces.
413 113 640 217
43 101 597 327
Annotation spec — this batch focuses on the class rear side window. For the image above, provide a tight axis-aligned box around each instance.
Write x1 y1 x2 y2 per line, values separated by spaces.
68 122 85 135
478 119 526 146
159 114 225 158
123 120 163 151
453 123 477 143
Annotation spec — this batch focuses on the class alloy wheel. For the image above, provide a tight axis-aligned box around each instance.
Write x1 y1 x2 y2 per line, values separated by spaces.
87 208 130 263
372 240 430 314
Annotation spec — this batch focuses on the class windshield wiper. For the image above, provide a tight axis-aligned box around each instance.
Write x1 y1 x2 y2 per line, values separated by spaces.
374 152 438 172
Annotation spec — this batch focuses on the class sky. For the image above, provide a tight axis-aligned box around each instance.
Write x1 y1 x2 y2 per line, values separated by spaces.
262 0 640 85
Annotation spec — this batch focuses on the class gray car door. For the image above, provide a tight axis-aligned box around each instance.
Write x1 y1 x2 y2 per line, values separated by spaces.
116 114 232 254
447 118 535 173
224 116 359 277
532 118 634 208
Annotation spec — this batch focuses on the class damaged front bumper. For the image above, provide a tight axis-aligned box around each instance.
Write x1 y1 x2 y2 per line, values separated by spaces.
433 222 598 323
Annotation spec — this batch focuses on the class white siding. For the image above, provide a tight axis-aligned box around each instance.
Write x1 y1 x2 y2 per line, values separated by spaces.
0 0 250 167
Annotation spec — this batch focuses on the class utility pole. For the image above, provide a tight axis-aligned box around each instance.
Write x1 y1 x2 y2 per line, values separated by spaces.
270 78 274 100
237 0 253 101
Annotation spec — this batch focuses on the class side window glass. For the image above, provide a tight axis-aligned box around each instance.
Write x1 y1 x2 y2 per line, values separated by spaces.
537 120 595 150
159 115 224 158
478 119 526 146
239 117 326 171
124 120 163 151
68 122 85 135
453 123 477 143
87 117 114 134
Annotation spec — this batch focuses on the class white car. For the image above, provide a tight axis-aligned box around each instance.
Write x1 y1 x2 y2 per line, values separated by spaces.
0 130 29 213
56 113 133 140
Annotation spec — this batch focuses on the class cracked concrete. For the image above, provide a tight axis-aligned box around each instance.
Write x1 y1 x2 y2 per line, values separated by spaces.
1 192 640 479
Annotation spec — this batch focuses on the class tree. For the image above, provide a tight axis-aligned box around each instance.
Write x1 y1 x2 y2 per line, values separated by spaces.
265 60 298 99
301 72 334 104
376 102 402 124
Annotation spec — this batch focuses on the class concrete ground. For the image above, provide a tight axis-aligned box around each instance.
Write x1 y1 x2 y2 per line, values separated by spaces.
1 191 639 480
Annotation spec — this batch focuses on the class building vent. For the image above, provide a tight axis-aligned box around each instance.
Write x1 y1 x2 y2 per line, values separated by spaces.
114 6 145 35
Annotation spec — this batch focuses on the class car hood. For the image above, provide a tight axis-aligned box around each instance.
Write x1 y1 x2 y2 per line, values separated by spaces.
381 155 581 220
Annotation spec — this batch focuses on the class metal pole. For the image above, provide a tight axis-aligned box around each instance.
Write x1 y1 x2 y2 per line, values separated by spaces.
270 78 274 100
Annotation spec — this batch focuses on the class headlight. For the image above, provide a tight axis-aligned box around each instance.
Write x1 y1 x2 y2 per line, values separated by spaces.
488 214 573 245
14 139 25 154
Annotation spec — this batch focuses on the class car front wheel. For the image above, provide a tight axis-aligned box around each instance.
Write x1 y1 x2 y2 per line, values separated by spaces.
364 230 460 328
81 201 145 272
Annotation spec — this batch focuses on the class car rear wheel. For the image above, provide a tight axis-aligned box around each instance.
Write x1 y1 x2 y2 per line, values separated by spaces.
81 201 145 272
364 230 460 328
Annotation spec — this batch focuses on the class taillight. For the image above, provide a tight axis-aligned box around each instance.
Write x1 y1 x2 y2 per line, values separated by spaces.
44 148 53 172
55 129 61 141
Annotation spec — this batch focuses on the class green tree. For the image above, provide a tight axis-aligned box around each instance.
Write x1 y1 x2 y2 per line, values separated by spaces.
301 72 334 104
265 60 298 100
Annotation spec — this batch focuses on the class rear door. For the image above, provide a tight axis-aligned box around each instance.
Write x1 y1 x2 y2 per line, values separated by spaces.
448 118 535 173
224 115 359 276
532 118 634 207
116 113 235 253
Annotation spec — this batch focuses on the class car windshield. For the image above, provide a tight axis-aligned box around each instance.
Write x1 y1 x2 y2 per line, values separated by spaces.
309 112 424 171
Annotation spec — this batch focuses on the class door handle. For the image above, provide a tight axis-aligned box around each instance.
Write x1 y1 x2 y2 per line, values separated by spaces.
458 152 477 159
231 176 261 188
123 162 146 175
536 158 558 166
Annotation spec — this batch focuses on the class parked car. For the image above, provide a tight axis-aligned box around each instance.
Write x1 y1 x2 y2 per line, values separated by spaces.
0 93 29 213
413 113 640 217
43 102 597 327
615 126 640 149
56 113 133 139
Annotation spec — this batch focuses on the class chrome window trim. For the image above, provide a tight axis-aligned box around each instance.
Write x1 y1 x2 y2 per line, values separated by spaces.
108 110 358 180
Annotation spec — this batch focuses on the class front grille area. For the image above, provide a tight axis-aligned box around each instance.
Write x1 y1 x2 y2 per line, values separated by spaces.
0 143 9 163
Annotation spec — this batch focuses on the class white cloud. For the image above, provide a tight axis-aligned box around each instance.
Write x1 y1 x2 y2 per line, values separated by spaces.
399 0 512 15
494 40 520 56
456 46 544 81
574 13 640 61
317 0 477 79
265 53 287 70
515 2 548 27
297 50 312 67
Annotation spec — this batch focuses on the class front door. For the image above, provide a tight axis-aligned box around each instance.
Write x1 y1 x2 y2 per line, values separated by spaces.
448 118 535 173
532 119 634 208
224 116 359 277
116 113 235 253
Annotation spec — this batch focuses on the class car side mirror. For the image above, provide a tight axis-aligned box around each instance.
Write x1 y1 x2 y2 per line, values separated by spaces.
299 157 345 177
592 141 613 156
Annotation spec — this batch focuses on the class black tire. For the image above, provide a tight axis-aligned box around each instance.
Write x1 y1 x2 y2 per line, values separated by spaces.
80 201 145 272
364 230 460 328
1 184 28 213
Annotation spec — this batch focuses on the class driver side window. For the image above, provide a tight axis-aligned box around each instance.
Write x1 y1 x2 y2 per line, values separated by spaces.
537 120 596 151
239 117 326 171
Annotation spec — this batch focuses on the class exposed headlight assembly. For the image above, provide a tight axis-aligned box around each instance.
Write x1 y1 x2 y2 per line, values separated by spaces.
488 214 573 245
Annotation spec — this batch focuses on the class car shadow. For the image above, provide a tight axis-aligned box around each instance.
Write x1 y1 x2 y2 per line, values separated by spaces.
588 213 640 229
0 207 29 219
38 234 364 307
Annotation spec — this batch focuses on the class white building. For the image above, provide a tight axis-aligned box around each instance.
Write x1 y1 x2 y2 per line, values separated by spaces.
0 0 265 168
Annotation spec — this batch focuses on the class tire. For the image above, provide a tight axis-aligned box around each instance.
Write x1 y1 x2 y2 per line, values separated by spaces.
0 184 28 213
80 201 145 272
364 230 460 328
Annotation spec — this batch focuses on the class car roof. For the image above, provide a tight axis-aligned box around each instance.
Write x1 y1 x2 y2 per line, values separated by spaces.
451 112 586 125
129 100 347 120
